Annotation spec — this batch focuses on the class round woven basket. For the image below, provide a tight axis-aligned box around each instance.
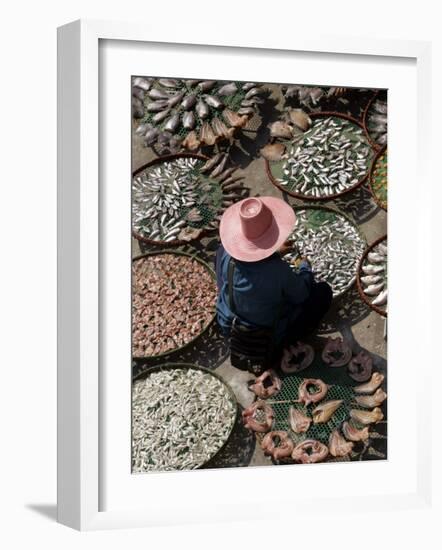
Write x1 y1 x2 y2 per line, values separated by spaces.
132 152 222 247
356 235 387 317
289 204 367 300
132 363 238 469
132 251 217 360
265 111 374 201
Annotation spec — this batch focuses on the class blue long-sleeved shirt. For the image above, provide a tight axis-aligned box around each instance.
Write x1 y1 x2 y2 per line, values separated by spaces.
215 246 314 344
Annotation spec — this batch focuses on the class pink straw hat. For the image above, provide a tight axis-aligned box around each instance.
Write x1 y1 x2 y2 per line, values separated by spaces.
219 196 296 262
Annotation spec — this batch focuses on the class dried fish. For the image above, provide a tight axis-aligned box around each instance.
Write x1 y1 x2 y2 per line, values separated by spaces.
242 401 274 433
196 99 210 119
260 143 286 162
182 130 200 151
200 122 217 146
322 337 352 367
280 341 314 373
312 400 343 424
270 120 293 139
350 407 384 425
182 111 196 130
261 431 294 460
342 421 369 442
291 439 329 464
348 351 373 382
217 82 237 96
329 429 354 457
354 388 387 408
297 378 328 406
354 372 385 394
222 108 248 128
248 370 281 399
204 94 224 109
288 407 311 433
287 109 312 131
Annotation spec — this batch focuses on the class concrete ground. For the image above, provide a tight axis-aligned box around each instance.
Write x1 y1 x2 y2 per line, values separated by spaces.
132 83 387 468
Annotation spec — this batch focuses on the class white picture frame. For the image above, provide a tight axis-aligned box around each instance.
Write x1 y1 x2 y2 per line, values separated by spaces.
57 19 434 531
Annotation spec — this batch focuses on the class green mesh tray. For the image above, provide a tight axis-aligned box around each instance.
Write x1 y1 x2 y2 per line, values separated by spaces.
255 351 375 455
267 374 355 445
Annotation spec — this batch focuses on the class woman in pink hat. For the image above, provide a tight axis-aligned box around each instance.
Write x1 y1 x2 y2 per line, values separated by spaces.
215 196 333 362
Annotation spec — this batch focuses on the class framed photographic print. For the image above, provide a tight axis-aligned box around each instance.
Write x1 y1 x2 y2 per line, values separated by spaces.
57 19 433 531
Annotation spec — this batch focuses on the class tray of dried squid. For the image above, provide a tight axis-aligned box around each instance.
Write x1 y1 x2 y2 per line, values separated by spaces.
362 90 387 150
244 361 387 464
283 206 366 298
132 363 237 472
132 77 264 153
368 145 387 211
356 236 388 317
132 251 218 359
132 153 245 246
263 111 374 200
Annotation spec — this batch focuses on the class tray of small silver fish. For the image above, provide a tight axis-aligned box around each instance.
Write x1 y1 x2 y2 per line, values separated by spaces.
132 77 263 153
132 364 238 472
132 251 218 358
362 91 387 150
356 236 388 317
283 206 366 298
265 113 374 200
132 154 243 245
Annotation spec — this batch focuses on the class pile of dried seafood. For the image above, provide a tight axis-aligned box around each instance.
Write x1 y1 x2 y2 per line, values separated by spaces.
132 367 237 472
132 254 217 357
283 208 366 296
132 156 244 244
282 85 347 110
242 366 387 464
358 238 388 313
132 77 264 153
270 116 373 198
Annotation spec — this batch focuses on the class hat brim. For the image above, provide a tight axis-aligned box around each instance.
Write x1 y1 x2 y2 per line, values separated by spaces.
219 197 296 262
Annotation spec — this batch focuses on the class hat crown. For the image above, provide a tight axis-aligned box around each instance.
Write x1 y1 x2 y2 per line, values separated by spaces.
239 198 272 240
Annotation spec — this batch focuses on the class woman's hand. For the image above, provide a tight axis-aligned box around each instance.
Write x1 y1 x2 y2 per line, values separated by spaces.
278 240 293 256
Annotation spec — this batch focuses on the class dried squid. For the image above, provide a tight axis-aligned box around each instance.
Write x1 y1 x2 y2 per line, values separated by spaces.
312 400 343 424
288 407 311 434
350 407 384 425
242 401 274 433
280 341 314 374
248 370 281 399
296 378 328 406
261 431 294 460
291 439 329 464
329 429 354 458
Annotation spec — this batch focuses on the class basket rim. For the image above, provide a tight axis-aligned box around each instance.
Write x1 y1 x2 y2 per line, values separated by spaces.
132 250 217 360
132 362 238 470
361 90 385 152
368 144 388 211
132 152 220 247
265 111 374 201
290 203 367 300
355 234 388 317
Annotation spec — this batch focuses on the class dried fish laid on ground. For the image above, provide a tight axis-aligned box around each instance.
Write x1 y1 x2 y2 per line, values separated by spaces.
357 237 388 315
132 254 217 357
283 208 366 296
365 95 388 147
133 78 264 153
369 148 387 210
132 367 237 472
282 85 347 111
268 116 373 199
132 156 242 244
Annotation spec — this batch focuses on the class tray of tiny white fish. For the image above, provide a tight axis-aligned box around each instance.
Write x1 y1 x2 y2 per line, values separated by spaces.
132 364 238 472
363 91 387 149
132 154 238 245
132 252 217 358
369 146 387 211
356 236 388 317
265 113 374 200
283 206 366 297
133 77 263 153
